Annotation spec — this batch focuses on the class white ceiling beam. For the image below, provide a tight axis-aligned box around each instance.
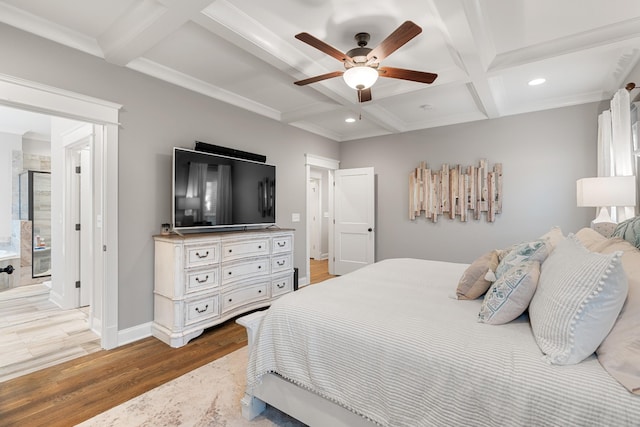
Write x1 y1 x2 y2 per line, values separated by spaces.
98 0 215 66
128 57 281 121
430 0 500 119
489 17 640 72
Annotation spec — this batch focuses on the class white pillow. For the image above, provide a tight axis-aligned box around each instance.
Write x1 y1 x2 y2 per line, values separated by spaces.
528 235 628 365
478 260 540 325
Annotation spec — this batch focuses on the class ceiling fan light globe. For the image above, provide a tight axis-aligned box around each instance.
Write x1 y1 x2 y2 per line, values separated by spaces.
343 66 378 90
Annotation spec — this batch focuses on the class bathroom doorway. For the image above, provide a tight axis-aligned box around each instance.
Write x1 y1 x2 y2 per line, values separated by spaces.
0 74 120 350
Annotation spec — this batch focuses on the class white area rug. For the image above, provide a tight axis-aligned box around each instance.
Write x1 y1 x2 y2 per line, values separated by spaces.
77 346 305 426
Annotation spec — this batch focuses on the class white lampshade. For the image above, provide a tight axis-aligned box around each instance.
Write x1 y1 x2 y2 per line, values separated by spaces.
576 176 636 207
343 66 379 90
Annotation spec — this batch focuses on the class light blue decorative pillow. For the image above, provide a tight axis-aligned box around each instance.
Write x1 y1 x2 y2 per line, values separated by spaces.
495 239 548 279
612 216 640 249
478 260 540 325
528 234 628 365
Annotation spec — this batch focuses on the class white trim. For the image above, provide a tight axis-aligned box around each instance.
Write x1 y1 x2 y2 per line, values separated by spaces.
117 321 153 347
305 154 340 170
0 73 121 350
0 73 121 124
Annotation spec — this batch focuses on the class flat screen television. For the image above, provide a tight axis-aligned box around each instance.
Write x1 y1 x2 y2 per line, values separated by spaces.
172 147 276 230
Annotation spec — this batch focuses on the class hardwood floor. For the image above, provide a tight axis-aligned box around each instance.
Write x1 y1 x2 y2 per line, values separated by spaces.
0 284 101 383
0 259 334 427
309 258 334 283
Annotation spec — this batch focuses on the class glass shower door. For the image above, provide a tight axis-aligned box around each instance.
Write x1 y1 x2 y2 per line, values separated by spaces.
29 171 52 278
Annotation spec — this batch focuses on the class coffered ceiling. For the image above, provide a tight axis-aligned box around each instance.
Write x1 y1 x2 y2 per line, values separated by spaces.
1 0 639 141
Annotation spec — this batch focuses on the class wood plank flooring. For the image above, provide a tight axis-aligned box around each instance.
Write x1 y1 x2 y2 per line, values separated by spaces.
0 259 334 427
0 285 101 383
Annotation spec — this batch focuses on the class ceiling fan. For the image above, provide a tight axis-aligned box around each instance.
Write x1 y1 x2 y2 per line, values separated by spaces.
294 20 438 103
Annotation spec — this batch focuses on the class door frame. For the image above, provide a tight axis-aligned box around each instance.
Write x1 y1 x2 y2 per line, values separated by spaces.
304 154 339 285
0 73 121 349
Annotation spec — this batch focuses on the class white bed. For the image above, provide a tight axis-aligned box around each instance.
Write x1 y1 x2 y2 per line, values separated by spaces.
238 257 640 426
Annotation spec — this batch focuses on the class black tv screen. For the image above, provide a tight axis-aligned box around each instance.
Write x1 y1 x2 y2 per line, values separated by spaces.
172 147 275 230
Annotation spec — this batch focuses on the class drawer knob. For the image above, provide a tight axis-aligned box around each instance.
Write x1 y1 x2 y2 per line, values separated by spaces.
258 245 262 249
258 266 262 270
277 283 285 289
195 251 209 259
195 275 209 284
277 260 285 266
277 242 286 247
228 271 233 275
194 304 209 314
228 249 233 253
228 298 233 302
258 289 262 294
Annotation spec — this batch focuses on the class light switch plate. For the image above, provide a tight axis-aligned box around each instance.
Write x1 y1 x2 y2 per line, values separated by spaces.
291 213 300 222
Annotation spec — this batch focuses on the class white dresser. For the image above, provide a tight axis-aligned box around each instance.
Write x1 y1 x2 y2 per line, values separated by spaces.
152 228 294 347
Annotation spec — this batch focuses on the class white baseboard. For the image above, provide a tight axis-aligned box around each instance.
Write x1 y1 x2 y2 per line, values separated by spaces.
298 275 310 288
118 321 153 346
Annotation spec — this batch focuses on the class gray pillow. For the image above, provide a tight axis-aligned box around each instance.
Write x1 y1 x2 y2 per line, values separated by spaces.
612 216 640 249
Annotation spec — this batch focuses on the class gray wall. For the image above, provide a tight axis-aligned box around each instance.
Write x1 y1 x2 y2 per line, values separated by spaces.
0 24 340 330
340 103 601 264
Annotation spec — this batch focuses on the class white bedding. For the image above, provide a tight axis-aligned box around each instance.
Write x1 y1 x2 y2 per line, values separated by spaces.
246 258 640 426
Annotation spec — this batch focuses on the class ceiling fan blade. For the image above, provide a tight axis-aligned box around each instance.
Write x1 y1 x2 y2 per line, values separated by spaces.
358 88 372 103
366 21 422 63
294 70 344 86
378 66 437 84
295 32 354 64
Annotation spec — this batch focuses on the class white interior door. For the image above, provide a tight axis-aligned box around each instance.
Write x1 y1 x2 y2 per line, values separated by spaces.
79 146 92 307
334 167 375 275
62 125 94 312
309 178 321 260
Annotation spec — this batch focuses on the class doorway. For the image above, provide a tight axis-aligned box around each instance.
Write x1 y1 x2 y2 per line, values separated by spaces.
0 74 120 349
305 155 376 284
305 154 339 285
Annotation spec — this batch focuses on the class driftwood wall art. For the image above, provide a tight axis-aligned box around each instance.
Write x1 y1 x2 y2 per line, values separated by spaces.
409 160 503 223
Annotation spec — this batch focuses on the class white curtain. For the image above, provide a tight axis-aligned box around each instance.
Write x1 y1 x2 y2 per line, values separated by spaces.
597 110 612 177
598 89 637 221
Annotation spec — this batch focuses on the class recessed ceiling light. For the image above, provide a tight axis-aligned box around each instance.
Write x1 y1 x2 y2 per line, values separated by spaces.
528 78 546 86
345 117 356 123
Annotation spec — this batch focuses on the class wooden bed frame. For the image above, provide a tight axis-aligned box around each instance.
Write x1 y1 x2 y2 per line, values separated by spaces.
237 310 374 426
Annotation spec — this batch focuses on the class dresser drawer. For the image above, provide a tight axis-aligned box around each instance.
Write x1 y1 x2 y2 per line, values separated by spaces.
222 239 269 261
185 267 219 294
185 243 219 268
271 274 293 297
221 283 268 313
184 295 219 326
222 257 269 284
272 235 292 254
272 253 292 273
